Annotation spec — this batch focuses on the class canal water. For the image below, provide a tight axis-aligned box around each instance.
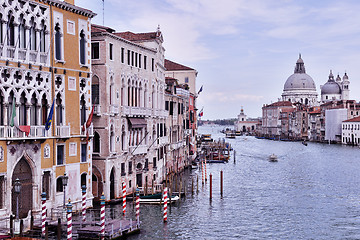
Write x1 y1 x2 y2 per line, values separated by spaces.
120 125 360 239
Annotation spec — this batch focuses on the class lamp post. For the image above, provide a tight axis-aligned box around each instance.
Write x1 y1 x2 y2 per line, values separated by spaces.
14 178 21 220
62 173 68 208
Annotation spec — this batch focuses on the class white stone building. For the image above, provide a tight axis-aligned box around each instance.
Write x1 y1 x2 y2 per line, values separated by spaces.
91 25 167 200
342 116 360 145
235 108 260 134
281 55 318 106
325 108 348 143
320 71 350 103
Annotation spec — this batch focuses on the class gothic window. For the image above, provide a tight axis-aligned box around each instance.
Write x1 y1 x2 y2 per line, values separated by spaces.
19 92 27 125
93 131 100 153
41 95 48 125
19 15 26 49
0 176 4 208
30 18 36 50
127 80 131 106
56 177 63 192
30 94 38 125
121 127 125 150
40 20 46 52
0 14 3 44
91 42 99 59
81 143 87 162
55 23 62 60
110 127 115 152
56 93 63 125
92 76 99 104
7 14 15 46
79 30 86 65
81 173 87 187
80 95 86 126
0 93 3 126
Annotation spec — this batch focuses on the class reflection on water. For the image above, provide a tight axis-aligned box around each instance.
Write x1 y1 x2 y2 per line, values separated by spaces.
120 125 360 239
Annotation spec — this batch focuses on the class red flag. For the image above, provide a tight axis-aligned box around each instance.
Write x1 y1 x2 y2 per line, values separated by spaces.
19 125 30 136
82 105 94 132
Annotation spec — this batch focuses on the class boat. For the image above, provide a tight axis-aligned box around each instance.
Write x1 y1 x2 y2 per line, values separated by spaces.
139 193 180 204
235 131 242 136
206 159 226 163
269 154 278 162
201 134 213 142
302 140 308 146
225 132 236 139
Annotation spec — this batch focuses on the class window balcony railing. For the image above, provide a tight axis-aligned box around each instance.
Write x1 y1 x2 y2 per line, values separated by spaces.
40 52 48 64
109 104 119 115
56 125 70 138
0 125 50 139
18 49 26 61
158 136 168 146
6 46 15 58
129 144 147 155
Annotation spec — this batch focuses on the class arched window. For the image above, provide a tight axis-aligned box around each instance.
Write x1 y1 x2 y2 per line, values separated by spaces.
121 127 125 150
41 95 48 125
127 80 131 106
55 23 62 60
30 93 37 125
0 14 3 44
19 92 27 125
56 93 63 125
0 92 3 125
93 131 100 153
7 14 15 46
110 127 115 152
79 30 86 65
92 76 99 104
18 15 26 49
30 18 36 50
40 20 46 52
80 95 86 126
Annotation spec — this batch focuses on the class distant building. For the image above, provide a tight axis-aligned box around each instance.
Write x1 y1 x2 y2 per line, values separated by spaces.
235 108 260 134
325 108 348 143
262 101 294 138
342 116 360 145
320 71 350 103
281 55 318 106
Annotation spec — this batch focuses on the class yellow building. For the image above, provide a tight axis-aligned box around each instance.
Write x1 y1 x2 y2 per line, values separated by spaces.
0 0 95 226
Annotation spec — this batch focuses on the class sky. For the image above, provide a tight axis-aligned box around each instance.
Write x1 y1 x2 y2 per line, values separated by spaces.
76 0 360 120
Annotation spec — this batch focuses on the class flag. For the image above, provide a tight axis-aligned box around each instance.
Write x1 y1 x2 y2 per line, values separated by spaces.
197 85 203 95
19 126 30 136
45 99 55 131
9 97 16 127
198 107 204 117
82 105 94 132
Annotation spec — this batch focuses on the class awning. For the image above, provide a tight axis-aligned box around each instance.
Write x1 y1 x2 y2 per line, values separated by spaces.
128 117 147 128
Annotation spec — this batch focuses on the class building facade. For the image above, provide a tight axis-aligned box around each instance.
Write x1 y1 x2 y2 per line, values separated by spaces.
235 108 260 135
320 71 350 103
0 0 95 226
91 25 167 200
342 116 360 146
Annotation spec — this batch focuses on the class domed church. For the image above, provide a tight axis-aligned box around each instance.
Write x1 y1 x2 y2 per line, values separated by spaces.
281 55 318 106
320 70 350 103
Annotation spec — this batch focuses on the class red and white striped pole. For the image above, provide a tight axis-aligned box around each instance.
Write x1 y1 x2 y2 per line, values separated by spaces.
66 198 72 240
100 193 106 239
122 181 126 216
41 192 46 236
204 157 208 182
81 185 86 223
163 187 168 222
201 159 204 184
136 187 140 223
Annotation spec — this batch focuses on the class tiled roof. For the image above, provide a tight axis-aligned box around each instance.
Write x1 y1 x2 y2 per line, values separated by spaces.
309 109 321 114
91 24 115 33
344 116 360 122
267 101 293 107
115 31 158 42
165 59 195 71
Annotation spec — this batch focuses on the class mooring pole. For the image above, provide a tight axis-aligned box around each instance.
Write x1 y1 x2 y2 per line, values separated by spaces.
209 173 212 200
220 170 223 197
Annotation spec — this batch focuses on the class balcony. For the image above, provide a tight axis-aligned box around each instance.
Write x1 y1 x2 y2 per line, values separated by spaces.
0 125 50 139
109 104 119 115
6 46 15 58
129 145 147 155
123 106 152 117
40 52 48 64
56 125 70 138
29 50 37 62
158 136 168 146
18 49 26 61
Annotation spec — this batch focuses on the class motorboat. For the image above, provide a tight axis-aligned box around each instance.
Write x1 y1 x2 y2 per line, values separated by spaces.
269 153 278 162
139 193 179 204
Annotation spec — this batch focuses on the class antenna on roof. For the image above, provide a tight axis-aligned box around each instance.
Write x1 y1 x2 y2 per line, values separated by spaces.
102 0 105 26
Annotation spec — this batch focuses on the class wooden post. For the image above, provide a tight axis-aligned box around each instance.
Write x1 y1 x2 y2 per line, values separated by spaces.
20 219 23 237
152 179 154 195
30 215 34 230
9 215 13 237
234 150 236 163
57 218 61 240
45 222 49 240
179 180 182 199
145 179 148 196
220 170 223 197
191 177 194 195
209 173 212 200
197 175 199 193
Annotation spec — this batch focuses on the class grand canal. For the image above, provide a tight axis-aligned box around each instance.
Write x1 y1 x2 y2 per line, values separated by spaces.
121 125 360 239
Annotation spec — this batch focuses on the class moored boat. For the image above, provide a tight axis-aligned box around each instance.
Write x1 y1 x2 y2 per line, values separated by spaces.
269 153 278 162
139 193 179 204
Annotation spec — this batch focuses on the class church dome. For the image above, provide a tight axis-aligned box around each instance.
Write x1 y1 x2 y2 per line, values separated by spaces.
321 70 341 95
283 55 316 91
